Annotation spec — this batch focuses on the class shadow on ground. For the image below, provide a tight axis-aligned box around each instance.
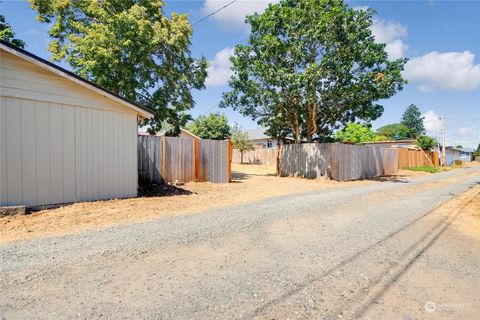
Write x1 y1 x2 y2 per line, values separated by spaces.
138 183 195 197
231 171 276 181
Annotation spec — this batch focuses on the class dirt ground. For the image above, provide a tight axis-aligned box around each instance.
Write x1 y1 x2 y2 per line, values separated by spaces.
2 163 477 244
362 185 480 319
0 164 370 243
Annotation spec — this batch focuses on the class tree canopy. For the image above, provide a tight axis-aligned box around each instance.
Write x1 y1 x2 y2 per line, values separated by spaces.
416 135 436 151
335 122 378 144
401 104 425 138
0 15 25 48
376 123 410 140
475 143 480 156
186 113 231 140
221 0 407 143
30 0 207 135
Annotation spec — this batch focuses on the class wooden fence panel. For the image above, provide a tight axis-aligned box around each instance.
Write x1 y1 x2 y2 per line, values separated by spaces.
280 143 399 181
138 136 230 184
164 137 194 183
279 143 329 179
397 148 437 169
138 136 163 184
232 148 277 165
198 139 230 183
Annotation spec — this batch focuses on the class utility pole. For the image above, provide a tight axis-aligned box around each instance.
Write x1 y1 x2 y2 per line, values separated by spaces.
436 119 442 166
441 116 446 166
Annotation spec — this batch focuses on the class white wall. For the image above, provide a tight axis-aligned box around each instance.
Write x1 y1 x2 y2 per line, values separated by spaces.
445 149 461 166
254 138 281 149
1 50 138 206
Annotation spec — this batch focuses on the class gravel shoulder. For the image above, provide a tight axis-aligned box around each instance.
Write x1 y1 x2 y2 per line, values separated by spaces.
1 166 479 319
361 184 480 320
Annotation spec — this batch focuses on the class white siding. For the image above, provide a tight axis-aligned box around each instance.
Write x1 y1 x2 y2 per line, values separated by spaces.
0 50 139 206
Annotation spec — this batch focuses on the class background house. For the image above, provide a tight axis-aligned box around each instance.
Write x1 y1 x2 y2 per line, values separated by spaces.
459 147 474 162
1 40 153 207
247 128 294 149
361 140 417 149
445 147 462 165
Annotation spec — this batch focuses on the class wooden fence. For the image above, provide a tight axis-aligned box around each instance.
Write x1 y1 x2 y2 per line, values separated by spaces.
138 136 232 184
232 148 277 165
397 148 439 169
279 143 398 181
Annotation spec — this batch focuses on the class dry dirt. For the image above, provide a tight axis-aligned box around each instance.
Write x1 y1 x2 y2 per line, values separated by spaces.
0 164 370 243
362 185 480 320
2 163 475 244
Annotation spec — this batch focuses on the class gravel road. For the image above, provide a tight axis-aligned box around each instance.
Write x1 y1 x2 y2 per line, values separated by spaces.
1 167 480 319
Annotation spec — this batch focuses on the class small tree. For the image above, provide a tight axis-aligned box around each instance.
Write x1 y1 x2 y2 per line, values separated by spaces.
401 104 425 138
416 135 436 151
231 125 255 164
0 15 25 48
475 143 480 156
187 113 231 140
335 122 376 144
455 145 463 149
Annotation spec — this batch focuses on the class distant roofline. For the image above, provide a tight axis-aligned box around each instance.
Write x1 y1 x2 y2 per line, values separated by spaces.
1 40 154 119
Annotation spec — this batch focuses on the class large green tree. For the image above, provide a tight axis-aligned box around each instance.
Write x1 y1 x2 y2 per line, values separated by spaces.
221 0 407 143
186 113 231 140
30 0 207 134
376 123 410 140
335 122 377 144
0 15 25 48
401 104 425 138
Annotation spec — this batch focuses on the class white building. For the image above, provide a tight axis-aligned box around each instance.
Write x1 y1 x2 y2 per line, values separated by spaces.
247 128 294 149
1 40 153 207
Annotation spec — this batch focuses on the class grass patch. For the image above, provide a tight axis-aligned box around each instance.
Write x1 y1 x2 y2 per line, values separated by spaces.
404 166 440 173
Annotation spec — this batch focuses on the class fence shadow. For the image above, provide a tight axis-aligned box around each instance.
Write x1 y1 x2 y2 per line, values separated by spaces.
365 176 409 183
138 183 194 198
231 170 277 181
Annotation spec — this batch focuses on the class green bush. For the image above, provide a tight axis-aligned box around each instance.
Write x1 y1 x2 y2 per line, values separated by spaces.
404 166 440 173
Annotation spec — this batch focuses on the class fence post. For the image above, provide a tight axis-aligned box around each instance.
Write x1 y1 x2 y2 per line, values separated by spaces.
193 138 199 182
276 145 281 176
228 139 233 182
162 136 166 182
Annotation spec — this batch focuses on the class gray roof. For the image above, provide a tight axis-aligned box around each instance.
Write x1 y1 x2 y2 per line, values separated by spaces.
247 128 271 140
246 127 296 141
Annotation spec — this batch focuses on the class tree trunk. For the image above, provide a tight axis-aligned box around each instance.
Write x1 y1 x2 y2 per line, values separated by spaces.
240 151 244 164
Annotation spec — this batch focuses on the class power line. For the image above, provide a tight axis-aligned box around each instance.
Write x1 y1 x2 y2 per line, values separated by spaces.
371 0 407 26
192 0 238 26
444 116 480 121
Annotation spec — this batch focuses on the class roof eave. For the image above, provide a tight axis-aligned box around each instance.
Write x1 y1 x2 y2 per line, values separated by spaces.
1 41 154 119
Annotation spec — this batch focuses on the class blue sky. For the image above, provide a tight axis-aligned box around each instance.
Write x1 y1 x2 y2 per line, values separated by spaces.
2 0 479 148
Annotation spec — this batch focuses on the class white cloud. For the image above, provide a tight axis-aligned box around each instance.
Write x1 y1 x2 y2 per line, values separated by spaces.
202 0 278 31
452 126 478 148
423 110 442 135
24 28 42 36
371 19 408 59
403 51 480 92
205 47 235 87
